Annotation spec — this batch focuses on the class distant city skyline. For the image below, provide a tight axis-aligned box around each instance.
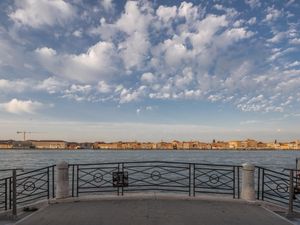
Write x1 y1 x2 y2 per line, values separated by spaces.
0 0 299 141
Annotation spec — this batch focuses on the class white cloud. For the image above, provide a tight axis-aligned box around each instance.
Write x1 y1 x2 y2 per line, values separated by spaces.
72 30 82 38
248 17 256 25
156 5 177 22
36 42 117 83
0 98 44 114
3 0 296 115
178 2 199 21
35 47 57 57
36 77 68 94
264 7 282 22
290 38 300 45
97 81 112 93
119 86 147 103
119 31 150 70
287 61 300 68
141 72 155 83
136 108 141 115
0 79 30 92
101 0 114 11
9 0 75 28
116 1 152 34
267 32 286 43
190 14 228 50
245 0 261 9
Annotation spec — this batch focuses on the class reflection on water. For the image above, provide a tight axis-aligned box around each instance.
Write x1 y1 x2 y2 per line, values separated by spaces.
0 149 299 177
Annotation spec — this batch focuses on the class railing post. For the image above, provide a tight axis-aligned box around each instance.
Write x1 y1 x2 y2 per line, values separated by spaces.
287 170 294 217
241 163 255 201
5 178 8 210
56 161 69 199
12 169 17 218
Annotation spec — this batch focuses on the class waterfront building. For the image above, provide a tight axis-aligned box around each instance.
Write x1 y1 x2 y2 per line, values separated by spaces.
257 142 268 149
66 142 81 150
31 140 66 149
80 142 93 149
211 141 228 150
12 141 33 149
156 141 173 150
228 141 242 149
0 140 13 149
93 142 105 149
140 142 154 149
245 139 258 149
172 140 183 149
182 141 191 150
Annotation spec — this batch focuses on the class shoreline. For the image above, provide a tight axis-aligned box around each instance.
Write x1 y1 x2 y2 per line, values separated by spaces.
1 148 300 151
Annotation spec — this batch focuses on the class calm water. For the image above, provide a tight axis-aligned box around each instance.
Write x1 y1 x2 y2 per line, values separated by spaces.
0 149 300 178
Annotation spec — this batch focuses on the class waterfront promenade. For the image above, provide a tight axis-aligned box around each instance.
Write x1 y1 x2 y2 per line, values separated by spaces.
3 195 294 225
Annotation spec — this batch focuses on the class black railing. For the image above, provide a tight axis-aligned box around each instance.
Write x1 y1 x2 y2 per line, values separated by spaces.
194 164 240 198
0 166 55 216
70 161 240 198
256 167 300 211
123 161 191 194
70 162 120 196
3 161 300 216
15 166 55 205
0 177 9 211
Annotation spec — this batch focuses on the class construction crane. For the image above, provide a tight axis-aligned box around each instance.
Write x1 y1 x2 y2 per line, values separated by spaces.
16 131 39 141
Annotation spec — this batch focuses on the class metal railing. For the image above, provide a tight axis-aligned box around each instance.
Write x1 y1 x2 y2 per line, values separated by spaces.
194 164 240 198
256 166 300 212
3 161 300 217
69 161 241 198
0 177 9 211
0 166 55 216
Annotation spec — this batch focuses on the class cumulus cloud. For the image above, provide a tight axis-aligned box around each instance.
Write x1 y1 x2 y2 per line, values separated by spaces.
156 5 177 22
1 0 299 114
245 0 261 9
267 32 286 43
101 0 114 11
0 98 44 114
35 42 117 83
0 79 30 92
9 0 75 28
264 6 282 22
141 72 156 83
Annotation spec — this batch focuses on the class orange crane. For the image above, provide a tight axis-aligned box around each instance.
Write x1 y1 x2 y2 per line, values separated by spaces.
16 131 40 141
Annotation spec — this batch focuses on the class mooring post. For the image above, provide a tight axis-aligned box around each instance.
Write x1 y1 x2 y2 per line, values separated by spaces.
56 161 69 199
241 163 255 201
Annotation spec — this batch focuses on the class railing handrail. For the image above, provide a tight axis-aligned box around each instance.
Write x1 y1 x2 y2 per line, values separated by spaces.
69 160 241 167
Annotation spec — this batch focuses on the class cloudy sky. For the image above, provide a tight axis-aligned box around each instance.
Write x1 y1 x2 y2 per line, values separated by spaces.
0 0 299 142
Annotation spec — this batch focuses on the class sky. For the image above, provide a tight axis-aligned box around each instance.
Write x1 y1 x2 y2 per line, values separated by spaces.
0 0 299 142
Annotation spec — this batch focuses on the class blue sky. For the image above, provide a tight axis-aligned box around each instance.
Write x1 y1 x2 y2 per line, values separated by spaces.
0 0 299 142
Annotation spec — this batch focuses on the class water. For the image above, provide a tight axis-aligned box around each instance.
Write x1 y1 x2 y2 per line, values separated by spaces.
0 150 299 177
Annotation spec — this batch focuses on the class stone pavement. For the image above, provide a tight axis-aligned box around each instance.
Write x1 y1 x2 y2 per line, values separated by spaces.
10 197 293 225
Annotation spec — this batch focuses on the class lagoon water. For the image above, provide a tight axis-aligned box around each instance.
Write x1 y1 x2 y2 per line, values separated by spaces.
0 149 300 178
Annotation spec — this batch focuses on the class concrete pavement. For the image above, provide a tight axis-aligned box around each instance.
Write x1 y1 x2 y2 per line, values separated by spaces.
13 198 292 225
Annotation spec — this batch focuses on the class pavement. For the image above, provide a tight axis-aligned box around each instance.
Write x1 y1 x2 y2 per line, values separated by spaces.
1 196 293 225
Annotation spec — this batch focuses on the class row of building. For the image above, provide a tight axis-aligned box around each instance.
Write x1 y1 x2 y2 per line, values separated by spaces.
0 139 300 150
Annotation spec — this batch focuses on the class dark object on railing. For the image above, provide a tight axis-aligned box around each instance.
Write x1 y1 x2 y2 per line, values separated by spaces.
113 172 128 187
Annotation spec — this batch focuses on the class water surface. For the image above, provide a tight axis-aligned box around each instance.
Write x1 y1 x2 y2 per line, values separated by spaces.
1 149 299 177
